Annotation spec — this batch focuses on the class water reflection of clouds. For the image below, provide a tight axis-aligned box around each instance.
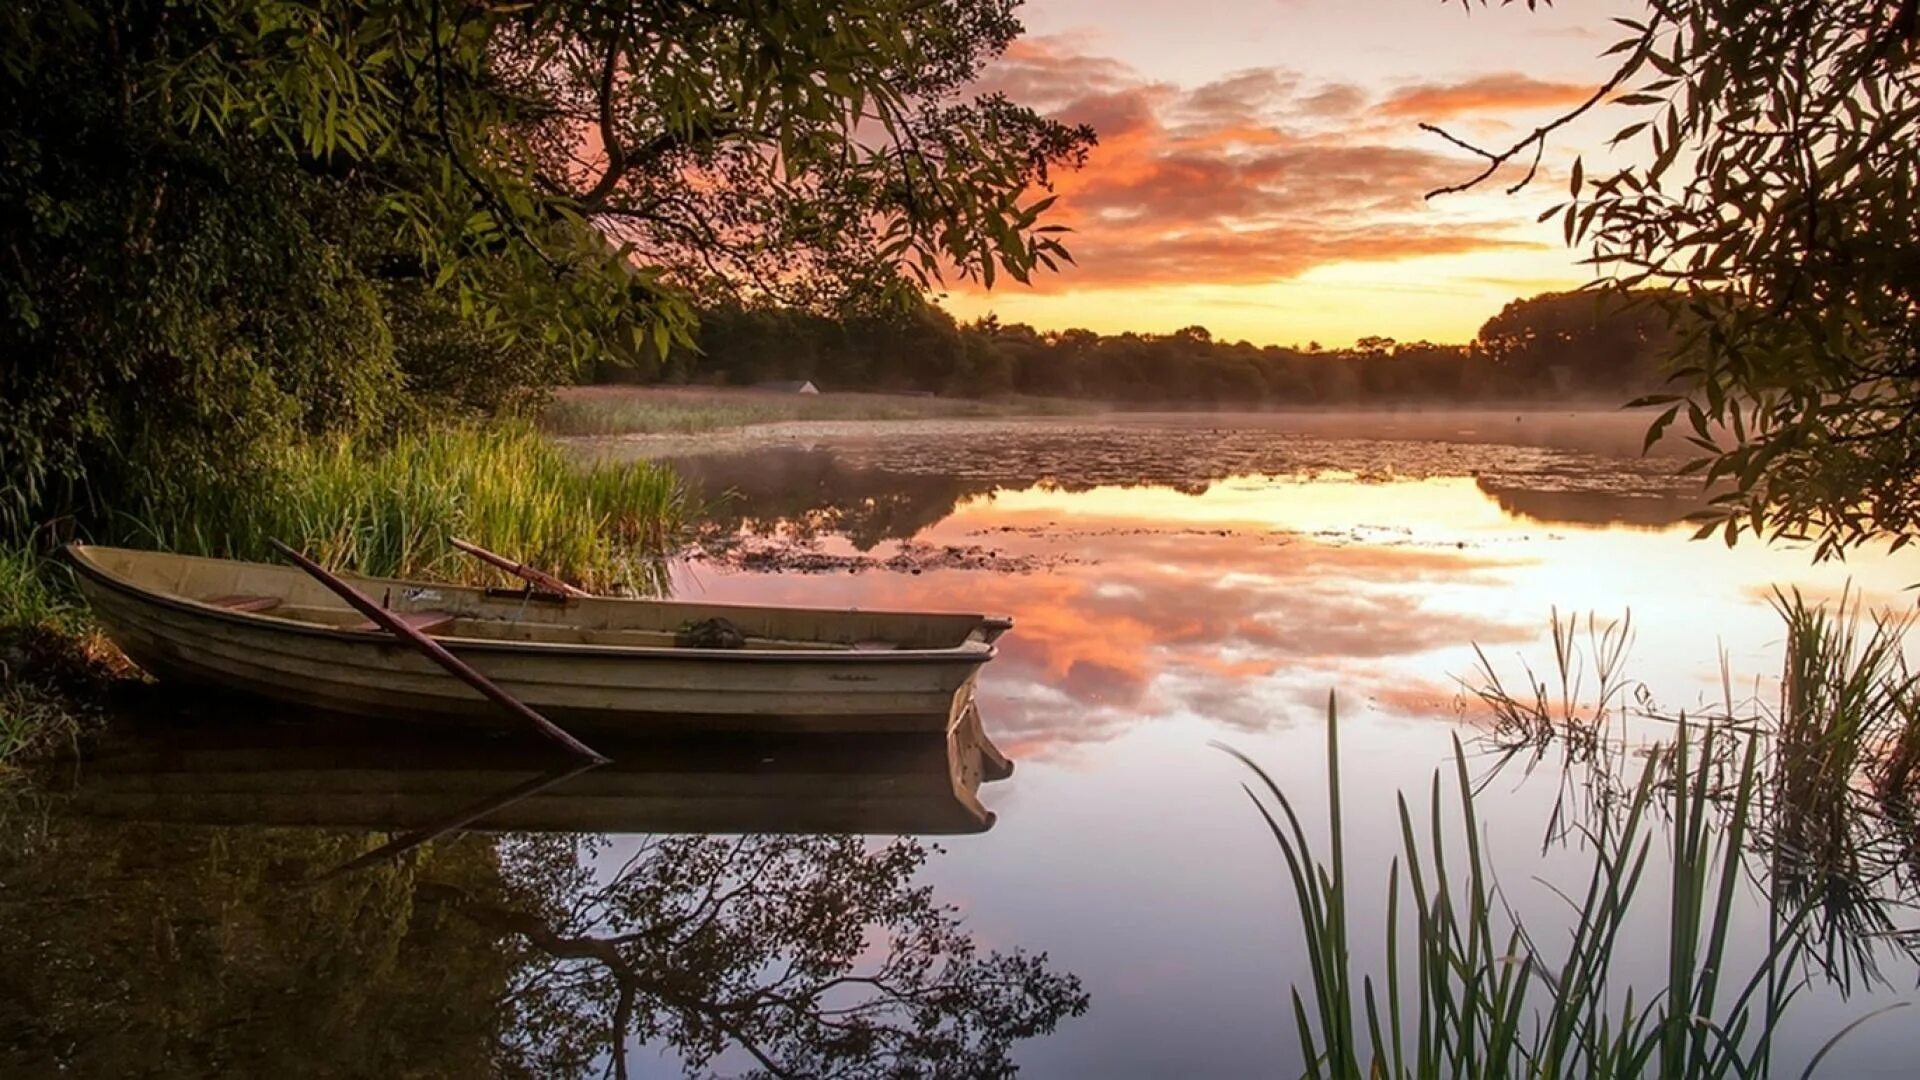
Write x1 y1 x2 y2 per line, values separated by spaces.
665 435 1920 765
676 499 1536 760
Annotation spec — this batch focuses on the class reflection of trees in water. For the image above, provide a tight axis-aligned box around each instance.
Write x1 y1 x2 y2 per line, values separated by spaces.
1473 478 1698 529
452 833 1087 1079
0 803 1084 1077
672 446 1219 552
671 435 1696 548
671 449 997 550
0 812 512 1076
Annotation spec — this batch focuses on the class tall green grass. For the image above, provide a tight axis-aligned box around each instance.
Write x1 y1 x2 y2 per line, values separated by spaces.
1773 588 1918 815
124 424 686 594
0 543 74 633
1225 701 1900 1079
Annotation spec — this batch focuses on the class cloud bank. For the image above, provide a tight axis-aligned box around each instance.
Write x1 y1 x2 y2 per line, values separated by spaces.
966 39 1574 292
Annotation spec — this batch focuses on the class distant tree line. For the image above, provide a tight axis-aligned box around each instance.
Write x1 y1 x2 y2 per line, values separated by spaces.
594 291 1676 405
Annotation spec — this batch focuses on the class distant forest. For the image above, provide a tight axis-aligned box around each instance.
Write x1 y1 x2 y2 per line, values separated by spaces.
589 291 1675 405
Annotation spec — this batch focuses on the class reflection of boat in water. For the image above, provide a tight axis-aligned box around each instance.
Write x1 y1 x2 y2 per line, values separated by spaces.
68 544 1011 735
58 702 1013 836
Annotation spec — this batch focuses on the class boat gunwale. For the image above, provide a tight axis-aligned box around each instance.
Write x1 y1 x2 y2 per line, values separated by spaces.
68 544 1001 666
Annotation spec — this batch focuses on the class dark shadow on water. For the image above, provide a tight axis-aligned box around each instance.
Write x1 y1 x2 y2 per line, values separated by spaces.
0 705 1082 1077
52 705 1009 838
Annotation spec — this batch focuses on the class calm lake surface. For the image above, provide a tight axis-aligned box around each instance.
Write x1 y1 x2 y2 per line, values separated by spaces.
8 410 1920 1076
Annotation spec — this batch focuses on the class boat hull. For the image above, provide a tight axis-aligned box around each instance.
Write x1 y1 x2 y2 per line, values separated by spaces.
72 546 999 736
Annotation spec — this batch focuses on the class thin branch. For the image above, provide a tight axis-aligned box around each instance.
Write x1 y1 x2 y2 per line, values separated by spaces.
1423 21 1661 200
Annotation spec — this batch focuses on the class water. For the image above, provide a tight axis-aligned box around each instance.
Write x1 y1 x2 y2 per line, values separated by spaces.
7 410 1920 1076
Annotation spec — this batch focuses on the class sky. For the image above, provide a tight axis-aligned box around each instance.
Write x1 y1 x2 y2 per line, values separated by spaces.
940 0 1643 347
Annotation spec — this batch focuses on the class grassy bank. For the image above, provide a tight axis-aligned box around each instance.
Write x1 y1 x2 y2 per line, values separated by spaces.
541 386 1094 437
0 545 127 769
128 423 687 595
1 423 688 769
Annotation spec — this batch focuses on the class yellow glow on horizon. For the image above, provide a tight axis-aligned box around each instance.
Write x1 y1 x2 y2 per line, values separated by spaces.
940 249 1589 348
963 475 1523 535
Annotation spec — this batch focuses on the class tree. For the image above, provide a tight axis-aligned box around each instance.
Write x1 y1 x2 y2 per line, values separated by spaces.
1473 291 1673 397
0 1 1091 532
1438 1 1920 556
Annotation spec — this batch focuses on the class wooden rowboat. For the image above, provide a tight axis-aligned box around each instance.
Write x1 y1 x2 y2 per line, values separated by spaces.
68 544 1012 735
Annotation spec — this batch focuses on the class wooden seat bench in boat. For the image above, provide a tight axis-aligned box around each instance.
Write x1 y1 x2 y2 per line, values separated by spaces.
349 610 456 635
206 594 282 613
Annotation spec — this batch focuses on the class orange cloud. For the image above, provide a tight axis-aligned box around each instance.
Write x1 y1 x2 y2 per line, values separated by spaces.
1378 73 1593 119
961 39 1545 294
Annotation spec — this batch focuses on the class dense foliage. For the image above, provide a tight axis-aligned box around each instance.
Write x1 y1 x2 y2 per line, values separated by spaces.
1450 1 1920 555
602 290 1674 404
0 0 1089 535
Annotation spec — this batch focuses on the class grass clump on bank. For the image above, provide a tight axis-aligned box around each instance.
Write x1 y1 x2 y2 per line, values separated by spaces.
127 423 687 595
541 387 1092 437
0 545 129 769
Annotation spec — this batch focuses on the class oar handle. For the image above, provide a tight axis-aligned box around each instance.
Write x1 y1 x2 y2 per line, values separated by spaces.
449 537 590 598
269 540 608 763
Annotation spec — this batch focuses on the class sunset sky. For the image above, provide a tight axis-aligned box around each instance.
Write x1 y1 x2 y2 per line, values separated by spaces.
941 0 1642 347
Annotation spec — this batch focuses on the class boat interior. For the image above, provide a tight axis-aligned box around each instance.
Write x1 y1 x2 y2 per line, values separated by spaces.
72 544 1007 652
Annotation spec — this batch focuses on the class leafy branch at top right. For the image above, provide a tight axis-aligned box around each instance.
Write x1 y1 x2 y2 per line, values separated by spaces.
1436 1 1920 560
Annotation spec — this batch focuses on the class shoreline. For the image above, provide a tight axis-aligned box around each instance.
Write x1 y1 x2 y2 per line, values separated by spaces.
560 403 1687 463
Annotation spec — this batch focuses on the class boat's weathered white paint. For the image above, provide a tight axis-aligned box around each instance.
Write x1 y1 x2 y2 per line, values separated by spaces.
69 544 1010 735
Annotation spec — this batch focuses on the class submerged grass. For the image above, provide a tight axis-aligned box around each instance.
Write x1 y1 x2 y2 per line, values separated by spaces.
541 387 1092 437
1226 701 1899 1079
1466 591 1920 994
125 423 687 594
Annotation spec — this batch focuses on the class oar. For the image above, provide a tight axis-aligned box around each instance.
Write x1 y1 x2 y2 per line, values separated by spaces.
268 539 609 763
449 536 590 598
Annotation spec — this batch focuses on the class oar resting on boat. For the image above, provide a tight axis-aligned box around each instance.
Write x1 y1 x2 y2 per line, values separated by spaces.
269 539 608 762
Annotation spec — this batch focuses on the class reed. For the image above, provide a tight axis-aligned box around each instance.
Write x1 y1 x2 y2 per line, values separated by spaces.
1223 700 1901 1079
123 423 687 594
1465 592 1920 993
1772 588 1918 812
